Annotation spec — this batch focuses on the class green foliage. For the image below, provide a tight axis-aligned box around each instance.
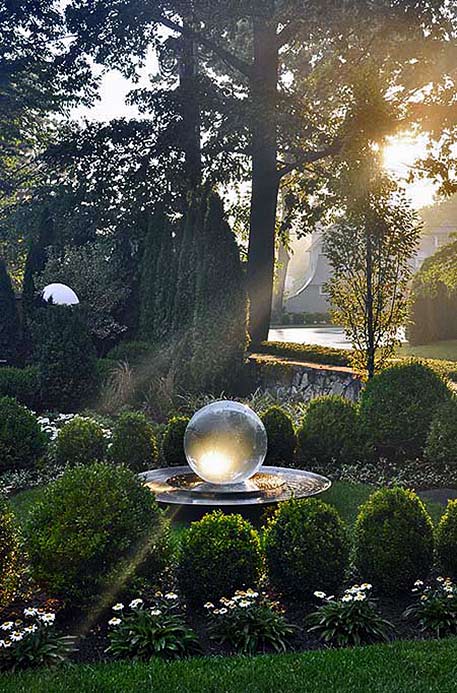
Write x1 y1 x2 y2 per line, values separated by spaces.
25 462 171 603
110 412 158 472
359 362 451 459
106 594 201 661
172 195 201 337
255 341 350 367
264 499 349 599
0 396 47 472
296 396 359 466
0 258 20 365
0 609 75 673
107 341 156 365
55 416 107 467
178 511 261 606
33 305 97 412
260 406 296 464
0 500 20 606
307 584 392 647
354 488 434 594
190 192 248 392
436 500 457 579
161 416 189 466
424 398 457 468
404 577 457 638
0 367 40 409
207 590 296 655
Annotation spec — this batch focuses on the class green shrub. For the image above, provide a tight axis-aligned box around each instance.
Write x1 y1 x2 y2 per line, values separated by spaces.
25 462 171 603
106 341 156 365
0 367 40 409
354 488 434 594
55 416 107 467
110 412 158 472
0 396 47 472
264 499 349 599
0 499 20 606
178 511 261 606
359 362 451 459
296 396 359 466
161 416 189 466
436 500 457 578
256 341 350 367
260 406 296 464
424 398 457 468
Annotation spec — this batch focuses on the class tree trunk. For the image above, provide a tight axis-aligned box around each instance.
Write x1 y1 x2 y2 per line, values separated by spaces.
366 227 375 378
272 240 290 318
178 22 202 189
247 10 279 345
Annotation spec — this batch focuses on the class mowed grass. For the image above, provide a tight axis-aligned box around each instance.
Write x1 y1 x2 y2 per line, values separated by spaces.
2 637 457 693
397 339 457 362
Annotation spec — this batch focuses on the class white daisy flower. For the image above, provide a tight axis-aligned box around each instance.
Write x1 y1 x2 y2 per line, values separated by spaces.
108 618 121 627
314 591 326 599
342 594 352 602
203 602 214 610
112 603 124 612
1 622 13 631
165 592 178 600
219 608 228 615
129 599 144 609
11 631 23 642
150 609 162 616
40 613 55 625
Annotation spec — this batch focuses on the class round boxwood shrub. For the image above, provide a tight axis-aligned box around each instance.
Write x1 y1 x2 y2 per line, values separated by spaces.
424 398 457 468
354 488 434 594
55 416 107 467
359 362 451 459
0 396 47 472
0 499 19 606
25 462 171 603
296 396 358 466
264 498 349 598
162 416 189 466
178 511 261 605
436 500 457 578
110 411 158 472
260 405 296 464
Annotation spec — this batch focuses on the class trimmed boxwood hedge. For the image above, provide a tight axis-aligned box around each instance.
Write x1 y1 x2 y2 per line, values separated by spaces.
55 416 107 467
110 411 158 472
0 396 47 472
436 500 457 578
260 405 296 464
424 398 457 468
161 416 189 466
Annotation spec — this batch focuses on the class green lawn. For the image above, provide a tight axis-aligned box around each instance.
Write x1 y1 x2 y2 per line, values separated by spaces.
398 339 457 362
2 637 457 693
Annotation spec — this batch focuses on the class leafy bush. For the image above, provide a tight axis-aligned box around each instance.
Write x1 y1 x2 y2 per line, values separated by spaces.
178 511 261 606
354 488 434 594
206 589 296 655
106 594 201 661
308 583 392 647
264 499 349 599
0 396 47 472
106 341 156 366
425 398 457 468
161 416 189 466
436 500 457 578
55 416 108 467
296 396 359 466
359 362 451 459
110 412 158 472
0 500 19 606
260 406 296 464
25 462 171 603
0 608 75 673
0 367 40 410
404 577 457 638
256 341 350 367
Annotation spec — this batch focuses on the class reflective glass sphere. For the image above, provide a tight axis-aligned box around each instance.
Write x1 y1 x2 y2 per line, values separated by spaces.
184 401 267 485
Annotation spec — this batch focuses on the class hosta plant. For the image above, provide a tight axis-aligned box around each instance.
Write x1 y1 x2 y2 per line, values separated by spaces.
206 589 297 655
307 584 393 647
0 607 75 672
106 593 201 661
403 577 457 637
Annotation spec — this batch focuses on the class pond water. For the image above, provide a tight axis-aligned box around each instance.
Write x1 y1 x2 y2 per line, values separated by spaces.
268 326 352 350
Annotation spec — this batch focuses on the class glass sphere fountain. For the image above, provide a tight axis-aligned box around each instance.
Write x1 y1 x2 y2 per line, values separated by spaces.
141 401 331 508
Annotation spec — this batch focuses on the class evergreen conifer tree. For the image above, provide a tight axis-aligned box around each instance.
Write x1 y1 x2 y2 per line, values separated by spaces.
0 258 20 364
22 207 54 318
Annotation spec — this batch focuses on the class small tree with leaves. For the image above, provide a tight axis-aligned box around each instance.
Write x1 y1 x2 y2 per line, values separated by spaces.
324 177 420 378
0 259 20 364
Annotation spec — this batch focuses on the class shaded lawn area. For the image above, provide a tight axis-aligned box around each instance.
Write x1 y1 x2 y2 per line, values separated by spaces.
9 480 445 529
398 339 457 362
2 637 457 693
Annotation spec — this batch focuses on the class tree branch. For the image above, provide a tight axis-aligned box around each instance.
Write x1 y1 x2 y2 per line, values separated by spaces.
276 21 302 48
277 140 341 178
152 13 253 79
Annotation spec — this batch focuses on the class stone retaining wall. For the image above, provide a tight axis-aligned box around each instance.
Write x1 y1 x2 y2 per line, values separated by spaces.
248 355 363 402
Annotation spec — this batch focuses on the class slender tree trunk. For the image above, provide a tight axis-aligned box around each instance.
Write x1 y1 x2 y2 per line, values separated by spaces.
272 240 290 318
178 20 202 189
247 9 279 345
366 227 375 378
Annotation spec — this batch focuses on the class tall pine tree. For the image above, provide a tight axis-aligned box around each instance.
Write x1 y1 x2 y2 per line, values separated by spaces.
0 259 20 365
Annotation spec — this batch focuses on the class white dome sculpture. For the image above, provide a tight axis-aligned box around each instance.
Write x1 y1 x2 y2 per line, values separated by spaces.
42 283 80 306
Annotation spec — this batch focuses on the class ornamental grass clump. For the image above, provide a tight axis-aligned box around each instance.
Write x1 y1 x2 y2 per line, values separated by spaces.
106 593 201 661
264 498 349 599
206 588 297 655
354 488 434 594
436 500 457 578
0 607 75 672
307 583 393 647
403 577 457 638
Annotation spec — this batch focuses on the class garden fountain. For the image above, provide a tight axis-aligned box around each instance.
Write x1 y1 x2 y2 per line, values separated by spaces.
142 401 330 509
